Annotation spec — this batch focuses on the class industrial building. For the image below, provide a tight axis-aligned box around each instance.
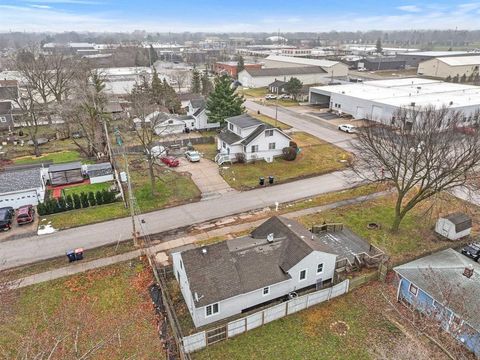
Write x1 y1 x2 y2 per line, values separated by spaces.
213 61 262 78
397 51 480 68
238 66 328 88
262 55 348 77
309 78 480 122
417 56 480 80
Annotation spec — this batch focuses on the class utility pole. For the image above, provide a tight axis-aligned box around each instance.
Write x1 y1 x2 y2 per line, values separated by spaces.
124 153 139 247
275 85 279 127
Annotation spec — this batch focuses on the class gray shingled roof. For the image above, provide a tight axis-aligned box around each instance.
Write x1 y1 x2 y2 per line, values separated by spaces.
48 162 82 173
0 167 43 193
394 249 480 331
190 98 205 109
227 114 263 129
444 213 472 232
218 129 242 145
245 66 326 77
86 163 113 177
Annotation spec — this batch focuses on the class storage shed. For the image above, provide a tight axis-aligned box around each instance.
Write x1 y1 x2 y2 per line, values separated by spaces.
85 163 114 184
435 212 472 240
48 162 83 186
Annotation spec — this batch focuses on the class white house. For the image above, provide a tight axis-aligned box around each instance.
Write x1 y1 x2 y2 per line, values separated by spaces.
215 114 291 164
186 99 220 130
172 216 376 328
0 166 47 209
435 213 472 240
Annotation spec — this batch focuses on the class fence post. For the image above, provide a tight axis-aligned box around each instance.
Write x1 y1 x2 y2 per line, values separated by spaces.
262 310 265 326
244 317 247 334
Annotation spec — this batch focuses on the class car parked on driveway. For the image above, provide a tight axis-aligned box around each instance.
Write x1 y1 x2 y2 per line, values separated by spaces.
185 150 201 162
17 205 35 225
461 243 480 262
338 124 357 133
161 156 180 167
0 207 14 231
265 94 277 100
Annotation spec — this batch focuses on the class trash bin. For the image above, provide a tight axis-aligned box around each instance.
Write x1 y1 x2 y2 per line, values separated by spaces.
66 250 76 262
259 177 265 186
268 176 274 185
74 248 84 261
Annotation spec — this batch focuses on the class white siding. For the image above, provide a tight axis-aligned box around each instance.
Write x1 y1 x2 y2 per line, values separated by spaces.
238 71 331 88
89 175 114 184
245 129 290 162
0 188 44 209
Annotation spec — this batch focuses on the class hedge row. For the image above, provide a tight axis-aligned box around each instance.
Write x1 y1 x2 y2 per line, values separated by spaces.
38 189 117 216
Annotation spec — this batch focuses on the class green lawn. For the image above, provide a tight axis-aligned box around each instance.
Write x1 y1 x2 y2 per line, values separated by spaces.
239 87 268 98
193 282 430 360
195 143 218 161
13 150 82 165
62 182 113 198
297 193 476 264
220 132 350 190
0 260 163 359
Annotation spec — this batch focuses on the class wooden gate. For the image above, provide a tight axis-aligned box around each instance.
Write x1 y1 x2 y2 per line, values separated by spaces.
206 325 227 345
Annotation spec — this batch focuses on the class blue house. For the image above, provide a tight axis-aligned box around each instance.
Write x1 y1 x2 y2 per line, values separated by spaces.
394 249 480 357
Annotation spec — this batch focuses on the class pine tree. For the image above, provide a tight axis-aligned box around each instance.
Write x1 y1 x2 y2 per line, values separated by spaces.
151 68 165 105
88 191 96 206
236 55 245 77
163 79 181 113
95 190 104 205
65 194 74 209
376 38 382 53
206 75 245 125
149 45 159 65
191 68 202 94
57 197 66 212
80 192 89 208
73 194 81 209
201 72 213 96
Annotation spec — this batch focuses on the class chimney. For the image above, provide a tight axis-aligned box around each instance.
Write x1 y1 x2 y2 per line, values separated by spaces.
463 264 474 279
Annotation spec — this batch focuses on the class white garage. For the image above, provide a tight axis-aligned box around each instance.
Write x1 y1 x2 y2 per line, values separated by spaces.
0 167 46 209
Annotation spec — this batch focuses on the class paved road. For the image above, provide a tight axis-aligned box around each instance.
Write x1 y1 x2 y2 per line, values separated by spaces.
1 169 363 270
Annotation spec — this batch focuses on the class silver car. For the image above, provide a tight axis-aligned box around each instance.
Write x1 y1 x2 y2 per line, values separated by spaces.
185 150 201 162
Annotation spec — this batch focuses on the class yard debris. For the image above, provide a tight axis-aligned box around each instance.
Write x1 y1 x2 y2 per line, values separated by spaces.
37 222 57 235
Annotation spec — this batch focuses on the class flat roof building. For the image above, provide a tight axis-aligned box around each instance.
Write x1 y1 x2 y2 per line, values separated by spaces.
309 78 480 122
262 55 349 77
418 55 480 80
397 51 480 68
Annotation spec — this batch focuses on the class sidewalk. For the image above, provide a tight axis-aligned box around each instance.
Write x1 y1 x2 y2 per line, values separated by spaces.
10 191 389 289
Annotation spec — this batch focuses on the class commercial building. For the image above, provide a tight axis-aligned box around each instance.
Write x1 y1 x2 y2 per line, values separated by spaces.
397 51 480 68
309 78 480 122
262 55 348 77
213 61 262 78
417 56 480 80
238 66 328 88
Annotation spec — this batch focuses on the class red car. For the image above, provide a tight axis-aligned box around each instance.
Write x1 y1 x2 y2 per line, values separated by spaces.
17 205 35 225
161 156 179 167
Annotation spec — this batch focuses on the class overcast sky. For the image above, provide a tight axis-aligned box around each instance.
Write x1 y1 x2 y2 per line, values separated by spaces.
0 1 479 33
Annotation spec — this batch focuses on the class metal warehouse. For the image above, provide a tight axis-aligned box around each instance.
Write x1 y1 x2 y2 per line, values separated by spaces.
309 78 480 123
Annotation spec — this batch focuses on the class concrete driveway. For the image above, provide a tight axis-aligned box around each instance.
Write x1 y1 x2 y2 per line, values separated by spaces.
175 157 236 200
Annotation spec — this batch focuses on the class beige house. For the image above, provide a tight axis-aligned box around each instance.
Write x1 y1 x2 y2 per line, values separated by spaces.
417 56 480 80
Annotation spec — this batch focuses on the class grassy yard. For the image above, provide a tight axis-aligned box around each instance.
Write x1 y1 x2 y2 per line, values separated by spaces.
220 132 350 190
193 282 445 360
195 143 218 161
297 193 478 264
0 260 163 359
238 87 268 98
13 150 82 165
263 98 300 107
62 181 113 198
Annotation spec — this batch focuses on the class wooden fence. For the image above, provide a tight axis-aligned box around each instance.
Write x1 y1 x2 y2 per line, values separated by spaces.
182 280 350 354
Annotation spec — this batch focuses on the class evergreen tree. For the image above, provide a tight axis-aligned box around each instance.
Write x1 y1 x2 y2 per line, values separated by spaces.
65 194 74 209
376 38 382 53
163 79 181 113
150 68 165 105
80 192 89 208
149 45 159 65
284 77 303 101
201 72 213 96
191 68 202 94
73 193 82 209
95 190 104 205
88 191 96 206
206 75 245 125
57 197 67 212
236 55 245 77
460 74 467 83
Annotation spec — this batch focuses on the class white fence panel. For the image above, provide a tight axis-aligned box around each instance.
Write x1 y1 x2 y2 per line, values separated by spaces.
264 303 287 324
330 280 349 298
307 288 330 306
183 331 206 353
287 295 308 315
246 312 263 331
228 318 246 338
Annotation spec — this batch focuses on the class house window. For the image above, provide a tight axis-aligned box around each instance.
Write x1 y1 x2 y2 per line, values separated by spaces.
0 116 6 123
180 260 183 269
222 142 226 149
251 145 258 153
268 142 276 150
409 283 418 297
265 129 274 137
299 269 307 281
317 263 324 274
229 123 234 131
205 303 219 317
168 119 173 124
263 286 270 296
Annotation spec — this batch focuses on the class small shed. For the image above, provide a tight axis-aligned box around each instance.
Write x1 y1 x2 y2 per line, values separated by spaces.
435 212 472 240
85 163 114 184
48 162 83 186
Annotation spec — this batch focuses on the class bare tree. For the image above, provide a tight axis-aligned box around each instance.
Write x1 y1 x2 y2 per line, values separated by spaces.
45 52 80 102
352 106 480 232
169 70 189 93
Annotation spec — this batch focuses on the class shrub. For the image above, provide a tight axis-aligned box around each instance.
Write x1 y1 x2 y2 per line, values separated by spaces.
65 194 74 209
80 192 89 208
47 199 57 214
37 202 47 216
73 193 82 209
88 191 96 206
95 190 104 205
282 146 297 161
289 141 298 149
235 153 246 164
57 197 66 212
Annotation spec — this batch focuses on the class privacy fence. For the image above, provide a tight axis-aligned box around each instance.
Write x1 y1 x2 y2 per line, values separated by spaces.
182 279 350 354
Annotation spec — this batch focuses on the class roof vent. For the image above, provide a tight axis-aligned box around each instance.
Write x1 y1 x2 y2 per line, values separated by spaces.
287 224 292 228
201 248 207 255
267 233 274 243
449 101 453 106
463 264 474 279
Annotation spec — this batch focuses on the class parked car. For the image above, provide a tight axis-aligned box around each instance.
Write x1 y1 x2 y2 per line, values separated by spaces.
265 94 277 100
279 94 292 99
461 243 480 262
161 156 179 167
0 207 14 231
338 124 357 133
454 125 477 135
16 205 35 225
185 150 201 162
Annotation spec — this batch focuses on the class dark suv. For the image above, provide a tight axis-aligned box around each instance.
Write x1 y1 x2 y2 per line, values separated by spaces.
461 243 480 262
0 207 14 231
